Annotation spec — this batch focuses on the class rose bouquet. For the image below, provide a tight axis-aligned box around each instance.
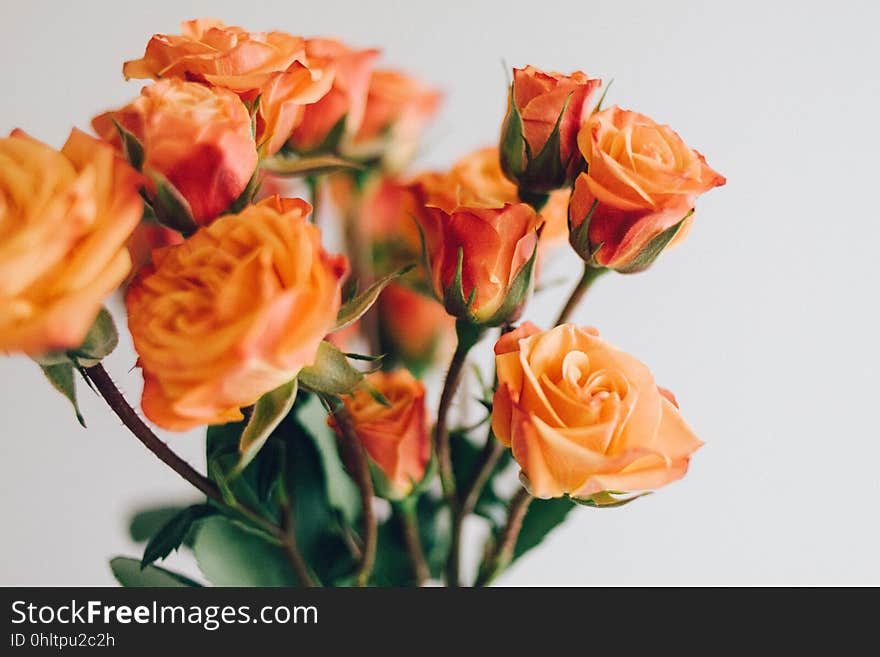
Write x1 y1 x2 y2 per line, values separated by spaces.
1 19 724 587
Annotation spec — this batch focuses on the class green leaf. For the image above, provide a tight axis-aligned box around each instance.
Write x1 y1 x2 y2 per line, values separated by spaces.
192 515 299 587
296 394 360 527
111 120 144 171
141 504 216 568
513 497 576 560
110 556 202 588
260 154 363 178
451 432 513 528
334 265 414 331
298 341 365 396
128 505 189 543
150 172 198 236
571 490 651 508
282 413 356 583
614 210 693 274
233 379 298 476
39 362 85 427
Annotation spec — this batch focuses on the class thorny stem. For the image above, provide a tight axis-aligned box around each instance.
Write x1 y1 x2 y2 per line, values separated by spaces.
555 263 607 326
475 488 533 587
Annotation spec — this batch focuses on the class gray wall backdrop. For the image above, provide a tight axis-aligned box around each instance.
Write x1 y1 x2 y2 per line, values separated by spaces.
1 0 877 585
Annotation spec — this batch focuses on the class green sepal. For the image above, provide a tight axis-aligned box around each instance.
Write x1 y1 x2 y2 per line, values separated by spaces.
592 79 614 114
569 198 608 266
482 238 539 326
39 362 85 427
226 170 263 215
334 265 414 332
499 88 526 182
614 210 693 274
518 93 573 193
298 341 365 396
260 153 363 178
441 247 477 319
571 490 652 508
233 379 299 476
149 172 198 236
34 306 119 369
140 503 216 568
111 120 145 172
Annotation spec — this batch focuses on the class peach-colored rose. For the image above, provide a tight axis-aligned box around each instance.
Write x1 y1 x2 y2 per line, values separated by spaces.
378 283 455 370
570 106 726 271
346 69 441 171
492 323 702 499
332 369 430 497
0 129 142 355
288 38 379 153
126 195 348 430
93 79 257 225
122 19 331 156
500 66 601 191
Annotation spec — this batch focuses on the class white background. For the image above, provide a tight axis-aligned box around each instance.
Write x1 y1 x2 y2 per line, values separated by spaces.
1 0 878 586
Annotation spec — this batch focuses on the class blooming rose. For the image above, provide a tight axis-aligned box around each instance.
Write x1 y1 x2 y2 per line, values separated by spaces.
93 79 258 225
0 129 141 355
492 323 702 499
345 69 441 171
570 106 726 271
500 66 601 192
122 19 331 155
126 195 348 430
332 369 430 497
288 38 379 153
378 283 455 371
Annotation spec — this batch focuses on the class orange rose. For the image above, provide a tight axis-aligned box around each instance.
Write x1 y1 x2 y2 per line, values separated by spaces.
332 369 430 497
500 66 601 192
492 323 702 499
0 129 142 355
126 222 184 276
122 19 331 156
288 38 379 153
411 154 543 325
93 79 257 225
378 283 455 371
346 69 441 170
126 195 348 430
570 106 726 271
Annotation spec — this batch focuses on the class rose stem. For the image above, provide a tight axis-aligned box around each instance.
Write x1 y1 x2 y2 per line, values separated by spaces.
475 487 533 587
277 475 321 587
326 400 377 586
435 321 483 506
554 263 607 326
83 363 319 586
396 501 430 586
447 429 505 587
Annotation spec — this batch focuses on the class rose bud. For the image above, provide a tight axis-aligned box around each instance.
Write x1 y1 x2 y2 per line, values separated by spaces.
492 323 703 500
126 195 348 431
330 369 431 498
344 69 441 171
93 79 258 228
411 168 541 326
378 283 455 373
500 65 601 195
569 106 726 272
121 19 331 156
0 129 141 355
288 38 379 154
